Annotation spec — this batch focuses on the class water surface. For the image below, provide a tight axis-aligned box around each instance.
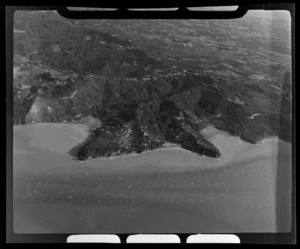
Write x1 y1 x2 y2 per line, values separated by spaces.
13 123 292 233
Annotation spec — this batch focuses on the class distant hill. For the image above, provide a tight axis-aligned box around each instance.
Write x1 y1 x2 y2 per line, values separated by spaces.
13 10 292 160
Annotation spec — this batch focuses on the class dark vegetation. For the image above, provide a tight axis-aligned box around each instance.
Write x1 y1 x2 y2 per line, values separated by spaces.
13 11 292 161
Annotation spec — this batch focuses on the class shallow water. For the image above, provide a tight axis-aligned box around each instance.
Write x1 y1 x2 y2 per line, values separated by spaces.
13 123 292 233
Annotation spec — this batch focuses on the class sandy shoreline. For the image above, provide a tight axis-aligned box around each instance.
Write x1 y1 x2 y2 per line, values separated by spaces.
13 122 292 233
13 122 291 170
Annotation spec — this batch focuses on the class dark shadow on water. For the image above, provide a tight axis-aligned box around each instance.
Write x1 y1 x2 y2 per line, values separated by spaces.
275 70 293 232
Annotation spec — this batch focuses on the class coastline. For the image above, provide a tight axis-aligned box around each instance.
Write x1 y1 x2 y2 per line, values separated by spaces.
13 122 292 233
77 142 196 163
13 123 291 168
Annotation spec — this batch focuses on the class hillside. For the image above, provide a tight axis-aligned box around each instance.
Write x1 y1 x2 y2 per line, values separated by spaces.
13 10 292 161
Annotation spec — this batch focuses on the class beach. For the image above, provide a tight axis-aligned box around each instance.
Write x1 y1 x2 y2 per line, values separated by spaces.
13 123 292 233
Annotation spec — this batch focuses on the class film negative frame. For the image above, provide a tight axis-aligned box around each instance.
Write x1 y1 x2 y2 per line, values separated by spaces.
4 1 296 244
